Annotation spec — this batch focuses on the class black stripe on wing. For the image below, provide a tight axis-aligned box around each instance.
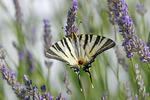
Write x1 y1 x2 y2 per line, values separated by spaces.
60 40 64 47
72 35 79 57
90 34 93 42
83 34 88 49
64 37 76 59
47 49 59 57
52 45 58 51
79 34 82 41
92 39 115 59
46 48 67 62
55 42 68 57
89 36 100 53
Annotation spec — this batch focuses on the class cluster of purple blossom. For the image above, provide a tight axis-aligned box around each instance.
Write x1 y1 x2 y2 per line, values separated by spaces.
0 61 66 100
107 0 150 62
65 0 78 36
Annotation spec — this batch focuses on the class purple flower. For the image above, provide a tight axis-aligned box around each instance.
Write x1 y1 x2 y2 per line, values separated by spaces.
56 93 66 100
1 64 6 72
65 0 78 36
43 19 53 70
23 75 28 81
138 42 150 62
41 85 46 92
107 0 150 62
41 92 54 100
134 64 147 98
115 45 128 71
19 51 24 61
136 3 147 15
12 42 25 61
0 51 63 100
73 0 78 10
43 19 52 52
64 71 72 95
10 71 16 82
0 64 29 99
0 64 16 85
13 0 23 26
135 94 138 100
26 50 34 73
101 91 108 100
124 83 132 100
49 94 54 100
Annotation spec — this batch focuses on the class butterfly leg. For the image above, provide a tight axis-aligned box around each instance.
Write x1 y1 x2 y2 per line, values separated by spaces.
83 67 94 88
71 67 83 91
77 70 83 91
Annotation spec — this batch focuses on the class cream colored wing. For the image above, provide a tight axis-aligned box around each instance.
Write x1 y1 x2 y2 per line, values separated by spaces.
78 34 115 63
46 37 78 66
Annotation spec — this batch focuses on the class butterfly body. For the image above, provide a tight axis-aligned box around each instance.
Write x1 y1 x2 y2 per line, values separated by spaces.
46 33 115 89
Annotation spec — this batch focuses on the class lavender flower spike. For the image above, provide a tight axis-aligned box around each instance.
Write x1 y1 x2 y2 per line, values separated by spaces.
56 93 66 100
107 0 150 62
124 83 132 100
43 19 53 69
0 60 56 99
43 19 52 52
65 0 78 36
115 45 128 71
136 3 147 15
13 0 23 26
134 64 146 98
0 64 29 99
101 92 108 100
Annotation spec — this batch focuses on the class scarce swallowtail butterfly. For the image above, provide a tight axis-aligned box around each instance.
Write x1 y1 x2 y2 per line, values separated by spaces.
46 33 115 90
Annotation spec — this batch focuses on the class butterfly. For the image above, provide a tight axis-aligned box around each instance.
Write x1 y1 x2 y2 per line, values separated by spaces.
46 33 115 90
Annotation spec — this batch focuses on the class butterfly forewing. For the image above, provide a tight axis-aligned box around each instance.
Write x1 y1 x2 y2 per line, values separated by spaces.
46 37 78 66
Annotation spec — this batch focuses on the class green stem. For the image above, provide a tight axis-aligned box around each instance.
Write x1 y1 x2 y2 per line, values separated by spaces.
142 15 146 40
47 66 51 92
116 63 120 88
114 25 117 41
147 63 150 69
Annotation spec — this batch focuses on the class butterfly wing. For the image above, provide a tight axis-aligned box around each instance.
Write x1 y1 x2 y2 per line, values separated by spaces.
46 34 115 66
78 34 115 63
46 37 78 66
